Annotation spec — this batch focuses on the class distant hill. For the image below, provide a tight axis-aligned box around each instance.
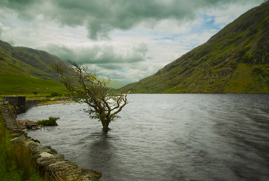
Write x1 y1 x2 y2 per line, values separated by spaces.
120 1 269 93
0 40 68 95
108 80 130 89
97 78 129 89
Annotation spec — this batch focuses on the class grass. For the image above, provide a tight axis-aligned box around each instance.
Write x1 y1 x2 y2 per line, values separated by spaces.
0 74 71 102
0 105 43 181
0 74 68 95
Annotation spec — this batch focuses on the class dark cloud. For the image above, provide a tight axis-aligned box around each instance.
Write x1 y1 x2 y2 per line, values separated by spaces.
0 0 42 21
0 0 265 40
0 0 39 10
97 64 124 70
46 43 148 65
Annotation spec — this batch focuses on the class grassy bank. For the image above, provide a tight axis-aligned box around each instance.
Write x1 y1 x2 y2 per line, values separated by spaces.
0 74 68 95
0 105 43 181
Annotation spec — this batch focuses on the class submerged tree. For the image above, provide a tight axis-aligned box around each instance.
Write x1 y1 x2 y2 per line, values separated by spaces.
51 61 128 133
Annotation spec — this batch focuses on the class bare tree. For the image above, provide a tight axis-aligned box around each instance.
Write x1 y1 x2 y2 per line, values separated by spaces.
51 61 128 133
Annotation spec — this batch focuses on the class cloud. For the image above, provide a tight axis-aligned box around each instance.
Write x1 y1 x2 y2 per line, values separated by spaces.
86 61 163 82
0 22 15 45
0 24 3 36
97 64 124 70
201 1 264 28
0 0 266 40
46 43 148 64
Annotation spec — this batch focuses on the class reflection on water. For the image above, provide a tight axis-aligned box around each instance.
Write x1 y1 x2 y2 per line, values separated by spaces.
18 94 269 181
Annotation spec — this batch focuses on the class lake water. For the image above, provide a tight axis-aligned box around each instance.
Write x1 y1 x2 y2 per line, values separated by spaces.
17 94 269 181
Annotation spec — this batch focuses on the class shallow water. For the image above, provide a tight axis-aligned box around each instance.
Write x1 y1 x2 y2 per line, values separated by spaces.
18 94 269 181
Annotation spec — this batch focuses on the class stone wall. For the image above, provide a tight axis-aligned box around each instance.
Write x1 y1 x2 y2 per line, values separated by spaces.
1 101 24 135
3 96 26 113
26 99 41 110
1 101 102 181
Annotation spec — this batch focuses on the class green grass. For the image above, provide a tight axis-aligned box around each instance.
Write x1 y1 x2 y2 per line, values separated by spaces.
0 74 68 95
0 105 43 181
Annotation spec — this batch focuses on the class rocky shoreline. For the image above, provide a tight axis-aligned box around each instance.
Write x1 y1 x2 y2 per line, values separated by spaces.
1 101 102 181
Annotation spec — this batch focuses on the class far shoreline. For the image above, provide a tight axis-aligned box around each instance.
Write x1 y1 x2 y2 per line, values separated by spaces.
37 100 75 106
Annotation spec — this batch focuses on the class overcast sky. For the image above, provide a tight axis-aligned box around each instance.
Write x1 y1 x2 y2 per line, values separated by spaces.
0 0 266 82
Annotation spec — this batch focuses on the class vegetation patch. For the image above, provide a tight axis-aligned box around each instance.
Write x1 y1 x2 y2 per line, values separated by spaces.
0 74 68 95
36 117 58 126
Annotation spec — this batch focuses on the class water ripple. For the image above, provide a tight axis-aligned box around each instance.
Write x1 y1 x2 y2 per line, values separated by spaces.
18 94 269 181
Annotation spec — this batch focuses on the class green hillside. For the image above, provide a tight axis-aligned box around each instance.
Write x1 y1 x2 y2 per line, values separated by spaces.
0 40 68 96
120 1 269 93
0 40 65 80
0 75 67 95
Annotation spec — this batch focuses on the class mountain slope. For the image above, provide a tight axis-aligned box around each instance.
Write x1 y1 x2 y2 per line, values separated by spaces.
0 40 65 80
120 1 269 93
0 40 68 95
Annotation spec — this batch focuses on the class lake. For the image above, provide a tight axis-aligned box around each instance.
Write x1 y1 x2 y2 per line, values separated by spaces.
17 94 269 181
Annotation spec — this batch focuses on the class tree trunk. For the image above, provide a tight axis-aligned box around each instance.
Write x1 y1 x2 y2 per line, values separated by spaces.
101 120 109 134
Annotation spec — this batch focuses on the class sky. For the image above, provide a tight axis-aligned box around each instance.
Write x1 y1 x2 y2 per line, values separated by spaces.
0 0 266 83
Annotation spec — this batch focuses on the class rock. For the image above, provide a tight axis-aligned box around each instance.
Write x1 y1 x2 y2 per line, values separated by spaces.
51 148 58 154
37 156 57 169
25 121 39 130
11 134 27 143
25 122 31 129
44 146 52 149
56 154 65 160
17 120 41 130
31 138 40 143
40 152 54 158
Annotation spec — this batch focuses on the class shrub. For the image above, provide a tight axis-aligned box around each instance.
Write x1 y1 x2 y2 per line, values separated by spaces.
33 91 38 95
50 92 58 97
36 117 58 126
